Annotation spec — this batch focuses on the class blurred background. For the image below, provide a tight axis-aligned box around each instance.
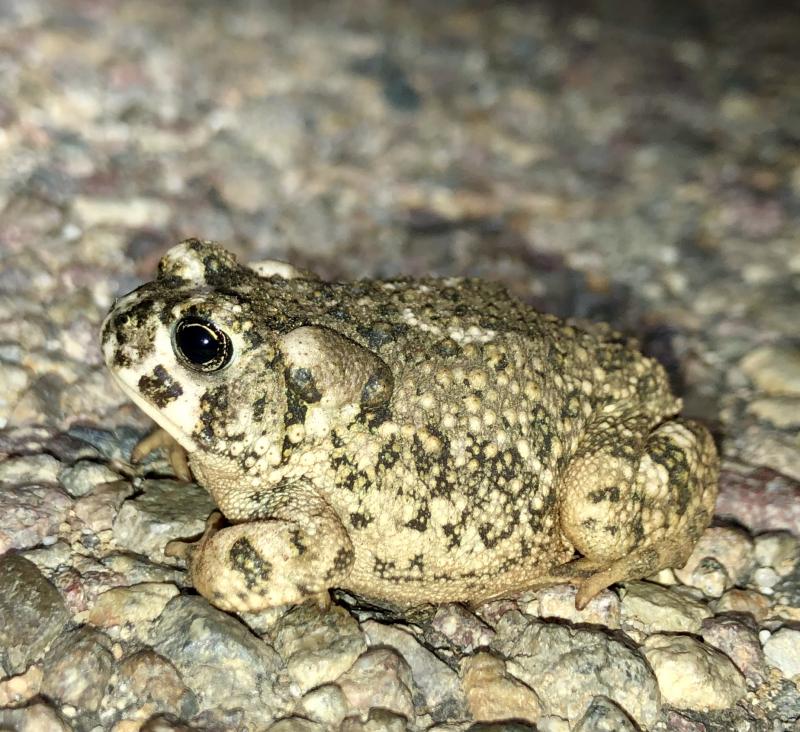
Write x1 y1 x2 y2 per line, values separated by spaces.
0 0 798 483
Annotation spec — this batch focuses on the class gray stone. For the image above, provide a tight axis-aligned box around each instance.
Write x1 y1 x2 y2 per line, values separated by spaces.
491 612 660 728
112 479 215 561
0 483 72 553
642 633 747 710
619 581 711 634
0 553 70 675
150 594 290 724
58 459 121 498
701 614 767 687
99 649 197 729
272 603 366 695
763 627 800 680
41 626 115 712
573 696 639 732
362 619 466 721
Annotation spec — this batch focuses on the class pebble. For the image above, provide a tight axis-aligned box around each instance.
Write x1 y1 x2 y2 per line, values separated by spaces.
520 585 620 628
362 619 465 721
740 345 800 396
336 647 415 722
573 696 639 732
491 612 660 728
150 595 290 725
619 581 711 634
41 626 115 712
754 530 799 576
674 526 755 587
700 615 767 687
0 553 70 675
641 633 747 710
0 482 72 553
295 684 349 727
714 588 771 623
460 651 541 724
0 701 71 731
0 664 43 707
340 708 409 732
72 479 135 534
112 479 215 561
753 566 781 592
272 603 366 695
748 396 800 429
0 363 30 428
0 453 62 485
99 649 197 728
58 459 121 498
83 582 179 629
763 627 800 680
430 604 496 654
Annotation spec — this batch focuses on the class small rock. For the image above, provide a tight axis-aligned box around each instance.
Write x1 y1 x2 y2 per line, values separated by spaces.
714 588 771 623
674 526 755 587
681 556 731 598
58 460 121 498
748 396 800 428
99 649 197 728
272 603 366 695
0 701 71 731
362 619 465 721
763 627 800 680
0 553 70 675
521 585 620 628
431 604 496 654
341 708 409 732
754 531 799 576
0 664 43 707
84 582 179 628
573 696 638 732
112 479 215 561
41 626 115 712
642 633 747 710
740 345 800 396
620 581 711 634
700 615 767 686
0 363 30 428
295 684 349 727
151 595 290 724
753 566 781 591
0 453 62 485
0 483 73 553
73 480 134 533
491 612 660 728
461 651 541 724
336 647 415 722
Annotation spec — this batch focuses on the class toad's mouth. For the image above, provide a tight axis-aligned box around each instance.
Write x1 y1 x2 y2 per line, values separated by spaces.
107 368 198 454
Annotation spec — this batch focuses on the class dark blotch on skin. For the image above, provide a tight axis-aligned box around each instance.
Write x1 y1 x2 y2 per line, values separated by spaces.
138 365 183 408
229 537 272 590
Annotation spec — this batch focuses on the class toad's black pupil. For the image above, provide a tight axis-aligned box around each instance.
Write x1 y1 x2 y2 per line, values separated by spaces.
174 317 232 371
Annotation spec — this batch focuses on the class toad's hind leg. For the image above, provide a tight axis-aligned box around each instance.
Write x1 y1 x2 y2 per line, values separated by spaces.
557 417 718 609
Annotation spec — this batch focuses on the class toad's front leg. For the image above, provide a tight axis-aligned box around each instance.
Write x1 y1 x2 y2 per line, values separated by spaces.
190 482 354 613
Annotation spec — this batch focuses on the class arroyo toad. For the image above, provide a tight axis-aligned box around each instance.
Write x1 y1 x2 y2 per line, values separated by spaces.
101 240 718 612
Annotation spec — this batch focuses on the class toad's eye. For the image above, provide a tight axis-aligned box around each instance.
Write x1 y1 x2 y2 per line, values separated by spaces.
173 317 232 372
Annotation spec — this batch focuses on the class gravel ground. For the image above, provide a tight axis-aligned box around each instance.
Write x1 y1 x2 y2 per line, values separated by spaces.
0 1 798 730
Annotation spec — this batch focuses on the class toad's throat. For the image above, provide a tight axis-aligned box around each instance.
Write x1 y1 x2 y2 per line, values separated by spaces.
109 369 198 453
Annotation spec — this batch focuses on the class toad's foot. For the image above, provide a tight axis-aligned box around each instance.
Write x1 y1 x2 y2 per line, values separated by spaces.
559 417 718 609
189 519 351 613
131 427 192 481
